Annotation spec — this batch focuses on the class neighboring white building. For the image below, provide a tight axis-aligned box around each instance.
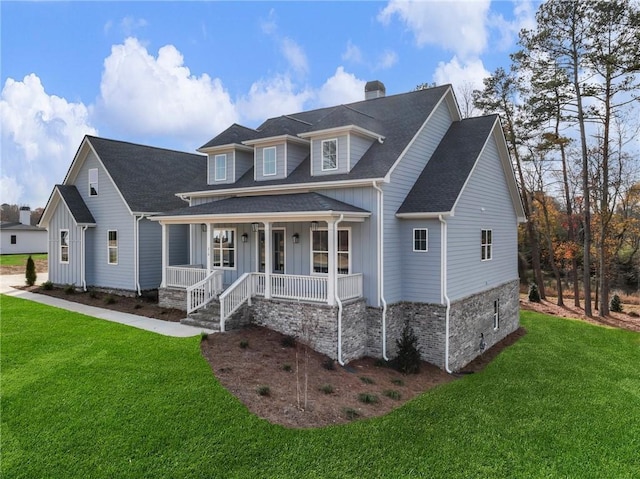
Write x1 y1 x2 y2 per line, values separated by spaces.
0 207 47 255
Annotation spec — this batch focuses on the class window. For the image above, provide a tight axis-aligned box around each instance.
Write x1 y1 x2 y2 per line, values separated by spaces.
89 168 98 196
493 299 500 330
10 235 16 245
212 229 235 268
263 147 276 176
60 230 69 263
481 229 492 261
413 228 428 252
321 139 337 171
311 228 350 274
108 230 118 264
214 154 227 181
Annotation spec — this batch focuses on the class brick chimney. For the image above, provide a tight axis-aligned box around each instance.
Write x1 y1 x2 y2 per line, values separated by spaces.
365 80 386 100
19 206 31 226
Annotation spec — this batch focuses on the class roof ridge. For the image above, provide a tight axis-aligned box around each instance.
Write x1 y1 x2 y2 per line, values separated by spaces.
86 135 203 157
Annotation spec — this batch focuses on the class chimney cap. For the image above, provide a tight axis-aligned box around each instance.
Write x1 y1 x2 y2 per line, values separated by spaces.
19 206 30 211
365 80 386 93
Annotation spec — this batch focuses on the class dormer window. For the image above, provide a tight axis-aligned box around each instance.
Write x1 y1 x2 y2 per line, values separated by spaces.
214 154 227 181
322 139 337 171
263 146 277 176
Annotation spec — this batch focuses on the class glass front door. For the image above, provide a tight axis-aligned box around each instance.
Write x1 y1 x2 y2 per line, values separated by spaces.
259 229 285 274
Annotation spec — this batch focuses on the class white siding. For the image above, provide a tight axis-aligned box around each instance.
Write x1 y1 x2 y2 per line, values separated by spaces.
0 230 47 255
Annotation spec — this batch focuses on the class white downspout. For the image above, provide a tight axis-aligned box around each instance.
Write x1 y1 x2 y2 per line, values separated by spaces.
335 214 345 366
439 214 453 374
81 225 88 291
135 215 144 296
372 181 388 361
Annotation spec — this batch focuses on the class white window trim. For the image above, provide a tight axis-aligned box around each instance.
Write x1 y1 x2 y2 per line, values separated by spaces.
321 138 338 171
60 229 69 264
108 230 118 265
481 229 493 261
88 168 98 196
493 299 500 330
263 146 277 176
255 227 287 274
212 228 237 270
214 154 227 181
310 227 351 276
413 228 428 252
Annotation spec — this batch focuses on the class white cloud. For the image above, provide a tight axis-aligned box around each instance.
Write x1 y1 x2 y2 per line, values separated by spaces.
315 67 366 107
433 56 490 91
0 74 97 207
342 40 364 64
97 37 238 144
237 75 313 122
281 37 309 75
260 8 278 35
378 0 491 59
375 50 398 70
120 16 148 36
489 0 537 51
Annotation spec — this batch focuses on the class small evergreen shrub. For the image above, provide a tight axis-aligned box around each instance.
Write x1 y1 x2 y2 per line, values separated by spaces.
64 284 75 294
25 255 36 286
257 385 270 396
374 358 389 368
528 283 541 302
628 311 639 318
343 407 360 420
358 393 379 404
239 340 249 349
200 332 209 341
42 280 53 290
383 390 402 400
319 384 334 394
104 295 116 305
322 358 336 371
280 335 296 348
359 376 375 385
282 364 292 372
392 321 421 374
610 294 623 313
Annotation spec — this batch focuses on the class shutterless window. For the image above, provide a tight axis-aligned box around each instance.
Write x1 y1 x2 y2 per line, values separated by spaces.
263 147 276 176
413 228 428 252
321 139 337 171
311 229 350 274
88 168 98 196
108 230 118 265
60 230 69 263
212 229 235 269
481 229 492 261
10 235 16 245
493 299 500 330
214 154 227 181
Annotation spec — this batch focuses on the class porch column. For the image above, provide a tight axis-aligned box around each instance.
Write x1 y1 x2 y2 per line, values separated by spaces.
206 223 213 272
327 219 336 306
161 223 168 287
264 221 272 299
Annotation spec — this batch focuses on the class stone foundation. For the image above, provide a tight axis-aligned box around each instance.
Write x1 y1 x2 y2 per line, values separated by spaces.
158 287 187 311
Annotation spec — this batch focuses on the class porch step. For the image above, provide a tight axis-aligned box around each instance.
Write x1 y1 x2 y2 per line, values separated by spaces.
181 303 221 331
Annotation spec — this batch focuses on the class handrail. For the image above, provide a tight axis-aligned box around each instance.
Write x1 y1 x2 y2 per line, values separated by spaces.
186 270 223 314
219 272 256 332
166 265 206 288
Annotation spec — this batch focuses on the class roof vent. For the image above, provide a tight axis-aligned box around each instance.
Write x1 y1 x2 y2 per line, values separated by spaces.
365 80 386 100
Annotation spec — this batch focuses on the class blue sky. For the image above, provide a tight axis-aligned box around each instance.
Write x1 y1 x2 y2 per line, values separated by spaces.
1 1 538 208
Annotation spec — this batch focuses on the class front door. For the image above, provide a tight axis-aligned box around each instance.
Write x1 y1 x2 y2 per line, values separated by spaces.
259 229 285 274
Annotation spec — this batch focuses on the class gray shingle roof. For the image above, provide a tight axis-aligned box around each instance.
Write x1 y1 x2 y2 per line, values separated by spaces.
55 185 96 224
397 115 498 215
0 221 45 231
159 192 369 217
86 136 207 212
199 124 258 149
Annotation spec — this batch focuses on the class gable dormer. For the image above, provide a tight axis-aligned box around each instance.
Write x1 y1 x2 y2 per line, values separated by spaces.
242 135 309 181
200 145 253 185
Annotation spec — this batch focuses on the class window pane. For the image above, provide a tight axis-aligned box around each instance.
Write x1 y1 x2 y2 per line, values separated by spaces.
225 230 235 248
264 147 276 175
313 231 328 251
108 231 117 246
213 249 221 267
338 230 349 252
487 230 492 244
322 140 337 169
313 252 328 273
61 248 69 262
61 230 68 246
482 230 487 244
108 249 118 264
215 155 226 180
338 253 349 274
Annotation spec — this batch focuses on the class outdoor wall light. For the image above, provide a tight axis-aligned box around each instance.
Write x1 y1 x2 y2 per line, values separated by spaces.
251 222 259 232
311 221 319 231
201 224 207 232
241 233 249 243
292 233 300 244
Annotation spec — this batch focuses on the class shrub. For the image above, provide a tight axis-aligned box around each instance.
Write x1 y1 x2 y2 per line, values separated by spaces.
134 304 142 309
359 376 375 385
257 385 270 396
392 321 421 374
528 283 541 302
25 255 37 286
374 358 389 368
343 407 360 420
41 280 53 290
280 335 296 348
282 364 292 372
391 378 405 386
383 390 402 400
64 284 75 294
239 340 249 349
322 358 336 371
88 290 98 299
610 294 623 313
200 332 209 341
319 384 334 394
629 311 639 318
358 393 379 404
104 295 116 305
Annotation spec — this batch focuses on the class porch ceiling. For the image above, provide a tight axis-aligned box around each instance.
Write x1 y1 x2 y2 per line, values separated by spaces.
151 192 371 224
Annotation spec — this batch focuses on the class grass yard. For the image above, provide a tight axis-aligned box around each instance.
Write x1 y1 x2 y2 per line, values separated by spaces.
2 295 639 478
0 253 47 267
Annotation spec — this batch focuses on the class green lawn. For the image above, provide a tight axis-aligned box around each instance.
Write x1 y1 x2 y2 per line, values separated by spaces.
0 253 47 267
2 295 639 478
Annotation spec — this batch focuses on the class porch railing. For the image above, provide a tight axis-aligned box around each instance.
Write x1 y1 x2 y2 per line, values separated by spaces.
166 265 206 288
220 272 256 332
270 273 328 302
337 273 363 301
187 270 224 314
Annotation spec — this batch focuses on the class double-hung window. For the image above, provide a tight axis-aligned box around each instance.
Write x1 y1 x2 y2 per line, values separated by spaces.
214 154 227 181
212 229 236 268
413 228 428 252
311 228 350 274
60 230 69 263
108 230 118 264
481 229 492 261
321 139 337 171
263 147 276 176
89 168 98 196
10 235 16 245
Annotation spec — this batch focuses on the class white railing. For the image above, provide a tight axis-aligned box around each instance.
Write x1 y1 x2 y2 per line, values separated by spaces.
337 273 363 301
166 265 206 288
220 273 256 332
187 270 224 314
270 274 328 302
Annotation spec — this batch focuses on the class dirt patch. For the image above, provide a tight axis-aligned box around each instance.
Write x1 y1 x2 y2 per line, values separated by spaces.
201 325 526 429
0 258 48 276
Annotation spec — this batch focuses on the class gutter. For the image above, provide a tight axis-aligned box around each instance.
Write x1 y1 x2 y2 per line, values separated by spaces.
372 181 388 361
439 214 453 374
335 214 345 366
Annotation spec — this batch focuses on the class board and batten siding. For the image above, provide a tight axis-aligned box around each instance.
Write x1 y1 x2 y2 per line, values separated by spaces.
446 132 519 301
311 135 348 176
76 150 135 290
399 219 442 303
47 202 84 286
382 99 453 304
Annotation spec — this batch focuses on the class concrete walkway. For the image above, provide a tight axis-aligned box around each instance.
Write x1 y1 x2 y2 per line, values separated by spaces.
0 273 214 337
